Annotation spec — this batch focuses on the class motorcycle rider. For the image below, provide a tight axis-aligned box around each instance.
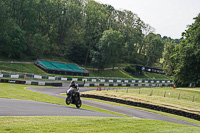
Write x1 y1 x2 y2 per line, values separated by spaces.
69 80 78 90
67 80 79 97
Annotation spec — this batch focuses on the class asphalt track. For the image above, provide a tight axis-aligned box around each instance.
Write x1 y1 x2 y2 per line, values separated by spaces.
0 98 119 117
0 84 199 127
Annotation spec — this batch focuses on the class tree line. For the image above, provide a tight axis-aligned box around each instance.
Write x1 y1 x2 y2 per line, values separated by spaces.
4 0 199 87
162 13 200 87
0 0 169 68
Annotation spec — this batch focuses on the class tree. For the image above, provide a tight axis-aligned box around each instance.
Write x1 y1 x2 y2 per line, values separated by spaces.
0 19 27 58
92 29 123 70
162 39 176 75
172 13 200 87
28 33 50 58
145 33 164 66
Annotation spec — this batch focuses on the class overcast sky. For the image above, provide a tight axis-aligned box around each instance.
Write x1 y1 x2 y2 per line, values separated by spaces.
94 0 200 39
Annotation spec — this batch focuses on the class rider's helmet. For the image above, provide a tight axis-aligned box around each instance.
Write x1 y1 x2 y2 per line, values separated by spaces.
70 80 75 86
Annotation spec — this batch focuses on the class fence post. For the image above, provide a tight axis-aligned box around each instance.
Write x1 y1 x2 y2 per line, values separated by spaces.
178 93 180 100
126 88 128 93
150 89 153 96
192 96 194 102
164 91 166 97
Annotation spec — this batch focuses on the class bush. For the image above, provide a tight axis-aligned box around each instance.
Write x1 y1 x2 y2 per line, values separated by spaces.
124 65 136 75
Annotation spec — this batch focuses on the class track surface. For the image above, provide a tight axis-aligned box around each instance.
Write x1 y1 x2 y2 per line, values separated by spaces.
25 86 199 127
0 98 119 117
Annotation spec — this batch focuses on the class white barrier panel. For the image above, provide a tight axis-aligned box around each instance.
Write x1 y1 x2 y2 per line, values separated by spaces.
152 84 156 87
145 81 148 83
72 78 78 81
132 80 135 83
84 84 90 87
151 81 154 83
38 82 45 86
114 84 118 87
49 77 55 80
162 81 166 83
138 84 142 86
0 74 3 77
139 81 142 83
25 81 32 85
117 80 121 83
145 84 149 87
11 75 19 78
92 79 96 82
104 83 109 86
34 75 42 79
130 84 135 87
156 81 160 83
100 79 105 82
124 80 128 83
61 78 67 81
109 80 113 83
167 81 170 83
122 84 126 86
95 83 99 86
82 79 87 81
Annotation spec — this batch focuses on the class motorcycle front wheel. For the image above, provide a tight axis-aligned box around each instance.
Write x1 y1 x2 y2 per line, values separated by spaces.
76 99 82 108
66 96 71 105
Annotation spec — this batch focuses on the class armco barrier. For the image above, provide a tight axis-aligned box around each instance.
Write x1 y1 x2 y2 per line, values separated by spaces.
0 79 62 87
77 83 172 87
0 73 173 84
0 79 26 84
81 94 200 121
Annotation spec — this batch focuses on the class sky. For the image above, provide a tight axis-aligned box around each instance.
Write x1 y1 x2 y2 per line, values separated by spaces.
94 0 200 39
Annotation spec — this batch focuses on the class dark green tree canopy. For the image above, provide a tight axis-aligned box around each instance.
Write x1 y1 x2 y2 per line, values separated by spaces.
162 13 200 87
0 0 168 69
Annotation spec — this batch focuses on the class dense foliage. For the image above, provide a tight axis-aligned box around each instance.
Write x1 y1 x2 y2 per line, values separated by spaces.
0 0 165 69
162 13 200 87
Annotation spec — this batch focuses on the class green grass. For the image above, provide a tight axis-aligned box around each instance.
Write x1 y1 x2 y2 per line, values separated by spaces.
84 87 200 115
0 117 199 133
89 69 131 78
0 63 46 74
0 83 127 117
129 72 171 80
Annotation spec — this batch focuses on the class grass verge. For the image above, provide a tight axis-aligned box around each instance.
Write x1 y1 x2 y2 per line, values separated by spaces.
0 116 199 133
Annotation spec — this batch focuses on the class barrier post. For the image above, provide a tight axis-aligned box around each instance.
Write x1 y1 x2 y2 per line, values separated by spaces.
99 87 101 91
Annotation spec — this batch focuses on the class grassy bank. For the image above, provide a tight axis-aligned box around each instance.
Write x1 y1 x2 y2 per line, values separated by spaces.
89 69 131 78
83 87 200 115
0 62 171 79
0 117 199 133
0 63 46 74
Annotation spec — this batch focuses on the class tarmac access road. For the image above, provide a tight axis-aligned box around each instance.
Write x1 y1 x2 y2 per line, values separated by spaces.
25 86 199 127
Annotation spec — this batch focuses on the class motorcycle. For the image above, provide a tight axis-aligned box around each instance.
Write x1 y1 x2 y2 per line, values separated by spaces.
66 87 82 108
